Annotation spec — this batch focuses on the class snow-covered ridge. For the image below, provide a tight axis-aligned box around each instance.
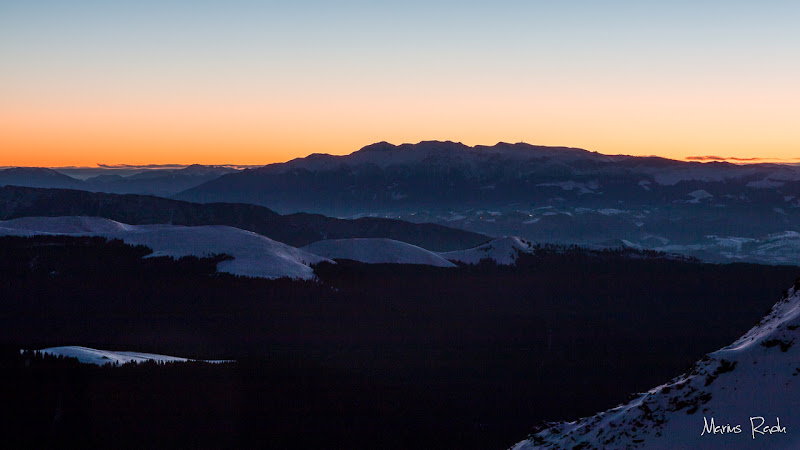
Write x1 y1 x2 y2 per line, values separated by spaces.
439 236 534 265
251 141 800 186
302 238 456 267
33 346 230 366
512 283 800 449
0 216 331 279
260 141 609 174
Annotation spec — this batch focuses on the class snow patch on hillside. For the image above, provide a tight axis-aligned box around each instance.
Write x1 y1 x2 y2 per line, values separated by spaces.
439 236 533 265
35 346 230 366
537 180 599 194
686 190 713 203
511 283 800 449
302 238 456 267
0 216 330 279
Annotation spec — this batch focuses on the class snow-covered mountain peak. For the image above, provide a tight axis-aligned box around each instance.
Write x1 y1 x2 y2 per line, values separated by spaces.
355 140 467 154
512 282 800 449
439 236 533 265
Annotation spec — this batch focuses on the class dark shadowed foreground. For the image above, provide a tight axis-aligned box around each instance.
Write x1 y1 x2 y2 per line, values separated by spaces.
1 236 797 449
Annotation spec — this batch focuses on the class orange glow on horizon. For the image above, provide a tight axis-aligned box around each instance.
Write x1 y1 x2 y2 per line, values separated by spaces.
3 2 799 168
2 82 798 167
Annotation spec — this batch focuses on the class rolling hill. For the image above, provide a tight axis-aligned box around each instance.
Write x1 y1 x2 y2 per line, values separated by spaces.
0 186 489 251
303 238 456 267
439 236 534 265
0 216 330 279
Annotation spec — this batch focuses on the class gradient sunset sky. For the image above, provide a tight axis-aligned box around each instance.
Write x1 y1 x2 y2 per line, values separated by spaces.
2 1 798 167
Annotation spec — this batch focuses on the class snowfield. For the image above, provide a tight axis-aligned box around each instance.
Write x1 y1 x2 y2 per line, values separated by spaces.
439 236 534 265
35 346 229 366
302 238 456 267
0 216 331 279
511 282 800 449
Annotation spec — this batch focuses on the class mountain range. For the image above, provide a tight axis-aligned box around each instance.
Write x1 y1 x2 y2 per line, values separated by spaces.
3 141 799 449
174 141 800 264
176 141 800 216
3 141 799 264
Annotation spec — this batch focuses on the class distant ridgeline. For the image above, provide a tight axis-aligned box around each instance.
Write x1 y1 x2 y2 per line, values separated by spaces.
2 234 798 449
170 141 800 265
175 140 800 217
0 164 239 197
0 185 488 251
3 139 800 264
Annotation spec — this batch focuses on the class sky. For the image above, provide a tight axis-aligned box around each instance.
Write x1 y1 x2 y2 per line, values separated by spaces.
1 1 799 167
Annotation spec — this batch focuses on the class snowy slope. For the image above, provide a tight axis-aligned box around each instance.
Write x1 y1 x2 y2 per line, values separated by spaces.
439 236 533 265
512 282 800 449
302 238 456 267
36 346 229 365
0 216 331 279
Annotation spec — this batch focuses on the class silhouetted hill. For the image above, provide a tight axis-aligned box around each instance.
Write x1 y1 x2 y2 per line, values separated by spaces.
84 164 240 196
1 165 241 196
175 140 800 216
0 186 488 251
0 167 83 189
